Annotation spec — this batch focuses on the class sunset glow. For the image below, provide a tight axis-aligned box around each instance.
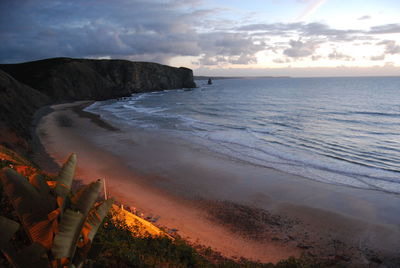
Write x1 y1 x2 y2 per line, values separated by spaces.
1 0 399 76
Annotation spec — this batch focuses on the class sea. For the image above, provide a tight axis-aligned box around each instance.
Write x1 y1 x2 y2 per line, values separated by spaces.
85 77 400 194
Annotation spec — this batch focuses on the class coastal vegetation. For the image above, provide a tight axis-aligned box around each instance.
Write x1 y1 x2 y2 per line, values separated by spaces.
90 210 315 268
0 146 320 267
2 58 396 267
0 148 113 267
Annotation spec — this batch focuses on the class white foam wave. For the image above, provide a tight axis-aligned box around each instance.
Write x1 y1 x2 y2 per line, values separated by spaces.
84 77 400 194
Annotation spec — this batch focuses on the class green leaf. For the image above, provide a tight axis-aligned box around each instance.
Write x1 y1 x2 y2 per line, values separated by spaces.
0 216 19 249
51 209 84 259
0 145 33 167
87 198 114 241
0 168 56 249
29 173 51 196
1 168 41 205
29 217 58 249
72 197 113 268
55 153 76 198
72 180 102 216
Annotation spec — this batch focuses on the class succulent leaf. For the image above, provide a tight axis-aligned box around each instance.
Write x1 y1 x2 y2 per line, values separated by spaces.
73 198 114 268
1 151 114 267
1 168 42 205
72 180 102 216
29 173 51 196
51 209 84 259
30 217 58 249
0 168 57 248
87 198 114 241
0 145 34 167
55 153 76 198
0 216 19 249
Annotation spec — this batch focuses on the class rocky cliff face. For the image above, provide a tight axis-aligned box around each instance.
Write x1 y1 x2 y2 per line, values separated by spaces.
0 57 196 153
0 69 51 152
0 57 196 101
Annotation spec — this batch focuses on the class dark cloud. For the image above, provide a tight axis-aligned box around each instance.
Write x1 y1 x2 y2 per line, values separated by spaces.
273 58 287 64
237 22 363 39
300 23 361 37
378 40 400 54
328 50 354 61
311 55 322 61
358 15 371 20
1 0 193 62
0 0 256 64
369 24 400 34
0 0 399 66
368 40 400 61
197 32 264 65
237 22 303 32
196 65 400 77
0 0 195 62
237 21 400 43
283 39 320 58
370 54 385 61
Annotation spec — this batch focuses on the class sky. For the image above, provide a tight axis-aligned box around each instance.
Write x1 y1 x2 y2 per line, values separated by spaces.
0 0 399 77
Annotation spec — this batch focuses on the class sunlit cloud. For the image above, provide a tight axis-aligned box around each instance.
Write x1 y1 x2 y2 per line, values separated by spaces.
0 0 399 76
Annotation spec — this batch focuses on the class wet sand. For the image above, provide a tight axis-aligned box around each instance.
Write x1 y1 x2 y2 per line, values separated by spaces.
33 101 400 265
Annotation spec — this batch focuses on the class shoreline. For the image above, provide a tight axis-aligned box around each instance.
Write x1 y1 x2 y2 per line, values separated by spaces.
33 100 400 265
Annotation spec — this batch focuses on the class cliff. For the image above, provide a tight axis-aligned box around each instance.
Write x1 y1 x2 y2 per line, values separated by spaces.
0 57 196 101
0 57 196 153
0 69 51 152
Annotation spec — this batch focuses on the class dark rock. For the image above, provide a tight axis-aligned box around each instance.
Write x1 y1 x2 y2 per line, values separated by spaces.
0 69 50 153
297 243 313 249
335 255 351 262
0 57 196 101
0 57 196 155
369 256 383 264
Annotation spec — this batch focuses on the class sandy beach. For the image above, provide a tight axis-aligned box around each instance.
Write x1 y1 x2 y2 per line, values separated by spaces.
33 101 400 265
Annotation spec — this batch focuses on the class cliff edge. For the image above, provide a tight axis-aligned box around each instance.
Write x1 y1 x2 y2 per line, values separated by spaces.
0 57 196 153
0 69 51 152
0 57 196 101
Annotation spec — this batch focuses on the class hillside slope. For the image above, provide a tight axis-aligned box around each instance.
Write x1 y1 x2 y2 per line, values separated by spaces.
0 57 196 153
0 57 196 101
0 69 50 152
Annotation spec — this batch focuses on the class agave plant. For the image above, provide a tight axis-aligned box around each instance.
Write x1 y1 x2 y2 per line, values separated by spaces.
0 153 114 268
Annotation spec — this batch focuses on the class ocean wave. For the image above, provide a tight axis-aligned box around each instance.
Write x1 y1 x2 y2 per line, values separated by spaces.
351 111 400 117
201 131 400 191
85 77 400 194
121 105 168 114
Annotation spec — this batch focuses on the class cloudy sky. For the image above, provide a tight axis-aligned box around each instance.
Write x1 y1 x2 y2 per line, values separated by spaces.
1 0 399 76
